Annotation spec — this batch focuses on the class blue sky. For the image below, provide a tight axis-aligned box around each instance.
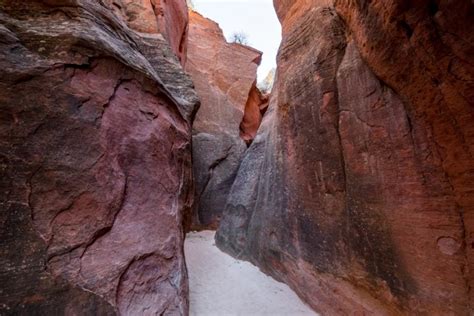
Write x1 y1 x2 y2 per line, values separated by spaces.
193 0 281 81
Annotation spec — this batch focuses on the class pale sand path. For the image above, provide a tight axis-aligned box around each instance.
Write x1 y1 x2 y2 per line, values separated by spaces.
185 231 318 316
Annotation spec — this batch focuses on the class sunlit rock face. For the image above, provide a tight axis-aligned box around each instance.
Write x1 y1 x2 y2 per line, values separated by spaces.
0 1 198 314
105 0 189 65
186 11 263 229
217 0 473 314
240 82 269 145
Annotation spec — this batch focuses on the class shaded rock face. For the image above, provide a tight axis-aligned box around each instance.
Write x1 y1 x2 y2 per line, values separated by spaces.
106 0 189 65
0 1 198 315
217 0 473 314
186 11 262 229
335 0 474 307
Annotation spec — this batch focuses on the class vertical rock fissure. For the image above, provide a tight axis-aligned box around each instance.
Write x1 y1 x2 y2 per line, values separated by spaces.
186 10 263 230
332 46 350 258
239 80 268 146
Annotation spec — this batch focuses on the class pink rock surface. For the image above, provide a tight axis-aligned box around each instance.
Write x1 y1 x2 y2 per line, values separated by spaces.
186 11 262 135
186 11 263 229
0 1 198 314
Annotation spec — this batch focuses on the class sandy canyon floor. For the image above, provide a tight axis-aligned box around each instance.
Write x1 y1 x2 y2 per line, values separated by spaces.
185 231 317 316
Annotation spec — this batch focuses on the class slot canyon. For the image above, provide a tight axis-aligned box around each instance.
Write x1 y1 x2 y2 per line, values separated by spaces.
0 0 472 315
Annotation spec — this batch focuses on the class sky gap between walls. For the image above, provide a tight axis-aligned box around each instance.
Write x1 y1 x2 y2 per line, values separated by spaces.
193 0 281 82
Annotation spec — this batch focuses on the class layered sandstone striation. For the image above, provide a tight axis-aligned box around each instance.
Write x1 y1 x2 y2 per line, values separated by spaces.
105 0 189 64
217 0 473 314
186 11 263 229
0 1 198 315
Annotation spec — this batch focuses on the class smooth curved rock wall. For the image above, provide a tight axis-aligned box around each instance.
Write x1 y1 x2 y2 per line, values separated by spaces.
217 1 473 314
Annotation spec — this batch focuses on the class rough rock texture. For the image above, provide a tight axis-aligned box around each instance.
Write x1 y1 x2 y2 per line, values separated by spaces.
217 0 473 314
334 0 474 307
0 1 198 315
186 11 262 229
240 81 269 145
105 0 189 65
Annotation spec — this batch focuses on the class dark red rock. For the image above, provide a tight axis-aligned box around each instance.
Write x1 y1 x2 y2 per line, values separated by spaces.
217 0 473 314
0 1 198 314
335 1 474 307
186 11 262 229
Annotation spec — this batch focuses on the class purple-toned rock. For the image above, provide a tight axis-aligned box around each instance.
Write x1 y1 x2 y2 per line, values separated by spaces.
0 1 198 314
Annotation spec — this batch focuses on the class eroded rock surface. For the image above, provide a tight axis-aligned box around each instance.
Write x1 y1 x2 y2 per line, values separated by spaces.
0 1 198 314
105 0 189 64
217 1 473 314
186 11 262 229
335 1 474 307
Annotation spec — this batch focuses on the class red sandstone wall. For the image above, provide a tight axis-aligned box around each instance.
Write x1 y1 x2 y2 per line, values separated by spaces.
186 11 263 229
105 0 189 65
0 1 198 314
217 0 473 314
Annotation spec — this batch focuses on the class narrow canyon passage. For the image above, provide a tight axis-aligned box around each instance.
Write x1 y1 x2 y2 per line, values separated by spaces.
0 0 472 315
185 231 316 316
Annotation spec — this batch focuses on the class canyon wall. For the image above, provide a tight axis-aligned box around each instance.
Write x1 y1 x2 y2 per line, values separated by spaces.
186 11 263 229
217 0 473 314
105 0 189 65
0 1 198 314
1 0 472 314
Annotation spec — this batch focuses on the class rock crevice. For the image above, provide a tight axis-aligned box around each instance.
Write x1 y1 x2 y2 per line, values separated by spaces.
186 10 264 230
